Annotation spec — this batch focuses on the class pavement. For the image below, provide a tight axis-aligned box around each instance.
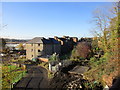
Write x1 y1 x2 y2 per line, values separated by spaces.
13 64 49 89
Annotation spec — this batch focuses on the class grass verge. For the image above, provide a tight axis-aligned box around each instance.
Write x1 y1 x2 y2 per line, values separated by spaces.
38 62 54 79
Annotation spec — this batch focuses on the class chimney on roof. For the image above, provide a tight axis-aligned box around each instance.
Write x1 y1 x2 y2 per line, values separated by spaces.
70 37 78 42
54 36 58 40
62 36 69 39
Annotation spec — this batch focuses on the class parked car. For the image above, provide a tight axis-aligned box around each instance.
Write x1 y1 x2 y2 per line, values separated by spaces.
0 53 7 57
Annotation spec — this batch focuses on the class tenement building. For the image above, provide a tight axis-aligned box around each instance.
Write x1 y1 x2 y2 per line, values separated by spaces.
26 37 61 60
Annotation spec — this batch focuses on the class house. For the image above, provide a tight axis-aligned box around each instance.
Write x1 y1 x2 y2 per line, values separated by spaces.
26 37 61 60
79 37 93 43
49 38 61 54
0 38 6 52
49 61 61 72
54 36 78 54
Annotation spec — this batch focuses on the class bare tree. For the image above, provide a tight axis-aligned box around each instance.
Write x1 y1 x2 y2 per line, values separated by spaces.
92 3 117 52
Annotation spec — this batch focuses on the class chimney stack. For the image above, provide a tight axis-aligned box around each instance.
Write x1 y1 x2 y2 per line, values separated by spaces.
54 36 58 40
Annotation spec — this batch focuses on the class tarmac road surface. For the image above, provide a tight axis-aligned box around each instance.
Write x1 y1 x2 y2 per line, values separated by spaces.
13 64 48 89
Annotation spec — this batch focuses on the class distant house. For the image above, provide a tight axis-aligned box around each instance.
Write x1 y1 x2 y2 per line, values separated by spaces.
0 38 6 52
6 42 19 50
26 37 61 60
79 37 93 43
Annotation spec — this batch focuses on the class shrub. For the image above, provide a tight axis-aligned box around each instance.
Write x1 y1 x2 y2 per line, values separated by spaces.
49 53 59 61
83 81 103 89
71 42 92 60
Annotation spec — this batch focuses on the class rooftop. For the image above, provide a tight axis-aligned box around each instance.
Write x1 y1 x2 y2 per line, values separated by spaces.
26 37 60 44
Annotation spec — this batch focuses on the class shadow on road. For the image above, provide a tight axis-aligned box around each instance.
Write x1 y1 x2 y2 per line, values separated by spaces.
13 64 49 89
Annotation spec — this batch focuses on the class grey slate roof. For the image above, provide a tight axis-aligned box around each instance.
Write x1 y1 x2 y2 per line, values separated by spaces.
58 38 66 41
26 37 51 44
49 38 60 44
26 37 60 44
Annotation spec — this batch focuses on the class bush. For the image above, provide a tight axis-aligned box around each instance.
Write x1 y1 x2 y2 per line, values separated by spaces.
49 53 59 61
71 42 92 60
83 80 103 89
89 52 110 68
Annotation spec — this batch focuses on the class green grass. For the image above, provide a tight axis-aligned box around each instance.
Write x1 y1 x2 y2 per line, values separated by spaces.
2 65 21 73
2 65 27 88
48 71 54 79
11 71 26 84
11 58 27 64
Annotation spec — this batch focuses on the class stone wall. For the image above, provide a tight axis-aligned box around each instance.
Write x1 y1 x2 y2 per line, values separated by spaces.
26 43 44 59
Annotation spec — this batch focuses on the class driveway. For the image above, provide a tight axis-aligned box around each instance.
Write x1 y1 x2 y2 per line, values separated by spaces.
13 64 48 89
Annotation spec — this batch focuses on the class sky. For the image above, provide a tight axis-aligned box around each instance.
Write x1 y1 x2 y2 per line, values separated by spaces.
1 2 114 39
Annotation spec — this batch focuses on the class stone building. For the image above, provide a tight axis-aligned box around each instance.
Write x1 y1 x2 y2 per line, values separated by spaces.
54 36 78 54
0 38 6 52
26 37 61 60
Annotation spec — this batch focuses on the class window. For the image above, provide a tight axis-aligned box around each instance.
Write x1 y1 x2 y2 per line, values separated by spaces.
31 44 33 46
38 44 40 46
38 50 40 52
32 55 33 57
31 49 33 52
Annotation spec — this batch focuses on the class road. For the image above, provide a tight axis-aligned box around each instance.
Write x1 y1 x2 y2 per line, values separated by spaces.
13 64 49 89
